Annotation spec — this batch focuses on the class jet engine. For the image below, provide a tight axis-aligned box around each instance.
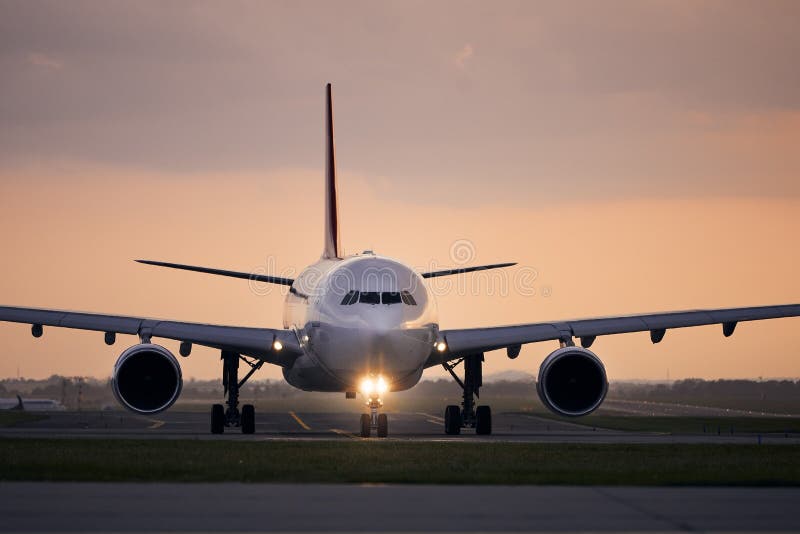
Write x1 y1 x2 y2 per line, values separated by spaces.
536 346 608 417
111 343 183 414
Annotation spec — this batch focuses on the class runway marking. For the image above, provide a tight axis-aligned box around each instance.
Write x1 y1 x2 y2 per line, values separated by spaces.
147 419 165 429
288 411 311 430
418 412 444 424
329 428 359 439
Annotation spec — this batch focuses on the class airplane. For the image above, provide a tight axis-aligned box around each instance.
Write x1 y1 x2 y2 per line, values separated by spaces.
1 84 798 437
0 395 66 411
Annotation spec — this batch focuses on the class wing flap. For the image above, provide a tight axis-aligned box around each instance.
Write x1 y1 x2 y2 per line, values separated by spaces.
0 306 143 334
445 323 562 353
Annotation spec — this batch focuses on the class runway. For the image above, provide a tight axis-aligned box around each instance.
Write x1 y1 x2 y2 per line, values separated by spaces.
1 482 799 533
2 409 799 444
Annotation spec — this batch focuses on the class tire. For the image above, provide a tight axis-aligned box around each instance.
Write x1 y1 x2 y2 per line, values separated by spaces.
476 405 492 435
360 413 371 438
444 405 461 435
241 404 255 434
211 404 225 434
377 413 388 438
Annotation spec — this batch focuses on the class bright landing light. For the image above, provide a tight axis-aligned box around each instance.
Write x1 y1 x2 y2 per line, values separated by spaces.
376 376 388 394
360 376 389 396
359 377 374 395
435 341 447 352
273 340 283 351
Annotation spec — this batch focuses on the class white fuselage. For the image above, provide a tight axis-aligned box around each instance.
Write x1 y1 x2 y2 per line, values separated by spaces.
281 253 439 393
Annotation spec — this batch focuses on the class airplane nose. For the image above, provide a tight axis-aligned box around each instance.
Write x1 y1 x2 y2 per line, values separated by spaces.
365 313 399 335
369 327 430 371
313 308 435 388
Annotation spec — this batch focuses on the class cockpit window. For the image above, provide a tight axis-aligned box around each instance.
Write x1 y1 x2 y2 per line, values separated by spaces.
381 292 402 305
340 290 359 305
359 291 381 305
340 290 417 306
401 291 417 305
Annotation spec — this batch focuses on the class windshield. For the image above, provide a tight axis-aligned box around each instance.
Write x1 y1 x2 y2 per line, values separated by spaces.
339 290 417 306
359 292 381 305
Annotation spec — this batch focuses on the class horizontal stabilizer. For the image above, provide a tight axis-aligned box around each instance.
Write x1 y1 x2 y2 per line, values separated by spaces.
421 262 516 279
136 260 294 286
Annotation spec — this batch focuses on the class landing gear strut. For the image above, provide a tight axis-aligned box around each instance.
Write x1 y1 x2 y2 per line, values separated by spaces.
360 396 389 438
211 350 263 434
442 353 492 435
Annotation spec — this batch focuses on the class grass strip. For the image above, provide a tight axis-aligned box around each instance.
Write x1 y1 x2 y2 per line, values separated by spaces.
0 412 48 427
524 413 800 434
1 439 799 485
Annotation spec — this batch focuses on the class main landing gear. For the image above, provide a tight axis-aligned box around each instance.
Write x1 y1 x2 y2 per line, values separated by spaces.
360 396 389 438
442 353 492 435
211 350 263 434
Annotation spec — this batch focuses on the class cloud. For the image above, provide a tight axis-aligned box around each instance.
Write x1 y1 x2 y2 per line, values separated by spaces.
27 52 64 70
454 43 474 70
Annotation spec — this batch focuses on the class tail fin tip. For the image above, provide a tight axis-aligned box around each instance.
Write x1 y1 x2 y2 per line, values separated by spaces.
323 83 341 259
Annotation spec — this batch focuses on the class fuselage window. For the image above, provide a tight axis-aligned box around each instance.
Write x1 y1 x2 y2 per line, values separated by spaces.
382 292 402 305
340 290 360 305
401 291 417 305
359 291 381 305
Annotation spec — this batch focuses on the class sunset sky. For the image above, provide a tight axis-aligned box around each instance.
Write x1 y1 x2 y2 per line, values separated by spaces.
0 1 798 381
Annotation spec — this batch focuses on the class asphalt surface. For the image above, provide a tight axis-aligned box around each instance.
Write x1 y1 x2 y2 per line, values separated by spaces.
2 409 799 444
1 482 799 533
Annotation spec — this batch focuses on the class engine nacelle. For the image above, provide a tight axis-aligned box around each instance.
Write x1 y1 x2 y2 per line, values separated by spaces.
536 346 608 417
112 343 183 414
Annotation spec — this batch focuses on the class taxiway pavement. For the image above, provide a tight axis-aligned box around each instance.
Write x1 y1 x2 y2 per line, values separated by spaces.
1 482 799 532
1 409 798 444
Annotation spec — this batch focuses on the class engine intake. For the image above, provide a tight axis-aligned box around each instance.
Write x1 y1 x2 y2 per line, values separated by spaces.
112 343 182 414
537 346 608 417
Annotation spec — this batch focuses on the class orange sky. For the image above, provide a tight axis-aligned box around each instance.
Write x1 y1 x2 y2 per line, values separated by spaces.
0 169 797 380
0 1 798 380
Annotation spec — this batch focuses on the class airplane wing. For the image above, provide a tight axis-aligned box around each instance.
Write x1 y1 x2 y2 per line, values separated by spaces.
0 305 302 366
426 303 800 367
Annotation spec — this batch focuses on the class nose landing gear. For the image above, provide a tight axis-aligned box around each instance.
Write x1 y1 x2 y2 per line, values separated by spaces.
442 353 492 435
360 396 389 438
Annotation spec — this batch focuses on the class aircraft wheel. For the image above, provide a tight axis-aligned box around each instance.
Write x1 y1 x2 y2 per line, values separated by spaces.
241 404 255 434
359 413 371 438
377 413 388 438
444 405 461 435
476 405 492 435
211 403 225 434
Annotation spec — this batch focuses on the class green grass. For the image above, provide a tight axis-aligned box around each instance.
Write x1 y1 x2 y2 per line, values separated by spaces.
0 412 47 427
530 413 800 435
1 439 799 485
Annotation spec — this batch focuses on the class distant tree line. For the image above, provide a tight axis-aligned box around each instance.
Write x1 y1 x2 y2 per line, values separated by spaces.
2 376 798 413
611 378 800 400
610 379 800 414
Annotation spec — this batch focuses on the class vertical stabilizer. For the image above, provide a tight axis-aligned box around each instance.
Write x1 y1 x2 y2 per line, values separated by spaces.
322 83 342 259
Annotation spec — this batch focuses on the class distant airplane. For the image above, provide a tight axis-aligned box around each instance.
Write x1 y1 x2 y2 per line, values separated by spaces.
0 395 65 411
1 84 798 437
